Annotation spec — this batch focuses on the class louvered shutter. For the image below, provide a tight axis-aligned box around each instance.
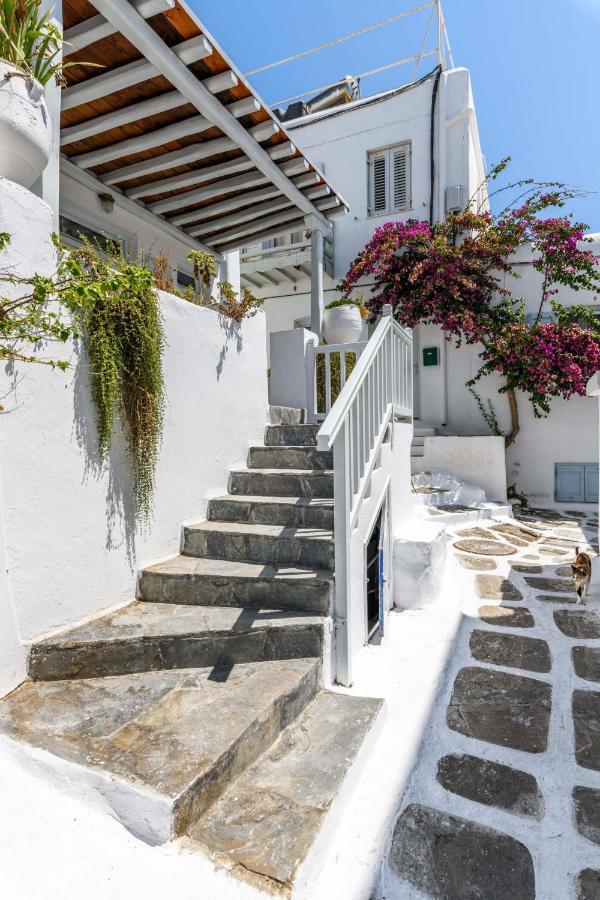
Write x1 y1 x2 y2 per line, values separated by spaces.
369 152 388 214
392 145 410 210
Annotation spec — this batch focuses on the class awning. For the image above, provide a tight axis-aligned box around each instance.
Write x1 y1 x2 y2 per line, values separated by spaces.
60 0 349 257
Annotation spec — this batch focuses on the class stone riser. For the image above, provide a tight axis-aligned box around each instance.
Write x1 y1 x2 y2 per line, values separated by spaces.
265 425 319 447
229 470 334 499
208 497 334 530
138 567 332 614
28 623 324 682
171 658 321 837
248 446 333 471
182 527 334 571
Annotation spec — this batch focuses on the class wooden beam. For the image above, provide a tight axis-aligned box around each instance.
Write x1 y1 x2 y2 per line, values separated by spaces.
88 0 331 228
72 114 212 168
149 170 267 214
60 91 260 148
187 197 293 237
168 184 282 227
126 155 255 199
62 35 214 110
210 208 306 248
63 0 174 56
100 131 292 187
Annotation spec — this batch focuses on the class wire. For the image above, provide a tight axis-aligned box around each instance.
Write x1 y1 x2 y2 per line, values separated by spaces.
413 5 436 79
271 48 439 108
245 1 436 76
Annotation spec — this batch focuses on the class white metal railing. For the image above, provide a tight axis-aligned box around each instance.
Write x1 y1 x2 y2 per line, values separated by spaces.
314 305 412 684
307 340 368 423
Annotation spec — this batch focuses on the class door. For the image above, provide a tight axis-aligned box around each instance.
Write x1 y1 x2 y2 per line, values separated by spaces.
555 463 598 503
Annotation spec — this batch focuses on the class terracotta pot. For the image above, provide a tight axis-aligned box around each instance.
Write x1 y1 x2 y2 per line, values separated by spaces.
0 60 51 188
323 304 364 344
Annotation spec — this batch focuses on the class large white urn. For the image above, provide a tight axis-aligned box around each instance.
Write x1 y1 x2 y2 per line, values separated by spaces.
323 302 365 345
0 61 51 188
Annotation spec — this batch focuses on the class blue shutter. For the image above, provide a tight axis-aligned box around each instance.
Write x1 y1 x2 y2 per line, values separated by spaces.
585 465 599 503
555 464 585 502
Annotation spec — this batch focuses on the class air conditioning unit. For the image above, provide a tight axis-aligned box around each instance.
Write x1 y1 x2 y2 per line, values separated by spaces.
445 185 464 214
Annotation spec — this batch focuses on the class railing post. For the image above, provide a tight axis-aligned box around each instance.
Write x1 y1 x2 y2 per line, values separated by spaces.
305 337 316 424
333 423 352 687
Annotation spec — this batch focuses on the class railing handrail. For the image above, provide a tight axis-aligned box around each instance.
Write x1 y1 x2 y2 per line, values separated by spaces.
317 311 409 451
314 339 368 355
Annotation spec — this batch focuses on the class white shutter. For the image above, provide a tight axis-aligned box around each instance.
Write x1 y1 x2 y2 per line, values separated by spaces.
391 145 410 210
369 151 388 214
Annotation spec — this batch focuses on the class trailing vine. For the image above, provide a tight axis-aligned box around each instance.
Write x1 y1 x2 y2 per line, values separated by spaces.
0 235 165 523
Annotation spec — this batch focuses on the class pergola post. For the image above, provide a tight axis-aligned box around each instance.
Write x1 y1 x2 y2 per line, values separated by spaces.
305 214 330 340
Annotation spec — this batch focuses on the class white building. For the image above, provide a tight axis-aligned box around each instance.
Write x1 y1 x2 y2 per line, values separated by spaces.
246 66 599 510
242 66 487 342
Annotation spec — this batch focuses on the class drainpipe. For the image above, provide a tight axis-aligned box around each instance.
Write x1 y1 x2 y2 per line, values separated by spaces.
437 70 449 426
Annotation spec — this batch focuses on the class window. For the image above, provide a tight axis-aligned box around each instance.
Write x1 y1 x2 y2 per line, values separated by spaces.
368 142 411 216
176 270 195 290
555 463 599 503
59 215 131 258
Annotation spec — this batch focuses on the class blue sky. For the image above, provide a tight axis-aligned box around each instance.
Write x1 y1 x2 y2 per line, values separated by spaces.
195 0 600 231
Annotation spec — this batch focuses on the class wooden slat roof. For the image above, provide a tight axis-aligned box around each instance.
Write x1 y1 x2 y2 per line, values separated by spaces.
60 0 348 255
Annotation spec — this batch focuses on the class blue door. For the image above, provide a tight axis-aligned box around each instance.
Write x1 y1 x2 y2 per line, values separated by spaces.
585 464 599 503
555 463 598 503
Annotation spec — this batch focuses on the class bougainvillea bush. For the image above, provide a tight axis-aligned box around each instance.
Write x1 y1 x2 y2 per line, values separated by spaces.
340 165 600 445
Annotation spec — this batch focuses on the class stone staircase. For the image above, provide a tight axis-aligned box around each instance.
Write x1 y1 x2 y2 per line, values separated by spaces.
411 423 437 460
0 408 383 894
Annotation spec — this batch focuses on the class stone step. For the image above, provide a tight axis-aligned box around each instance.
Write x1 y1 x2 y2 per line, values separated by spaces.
28 602 324 681
187 690 384 892
139 555 333 614
265 424 319 447
208 494 334 529
229 468 334 499
248 445 333 471
269 406 305 425
412 436 425 447
0 657 321 844
182 521 335 571
413 425 436 437
411 445 425 457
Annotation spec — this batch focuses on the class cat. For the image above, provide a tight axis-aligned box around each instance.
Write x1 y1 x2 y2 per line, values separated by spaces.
572 547 592 604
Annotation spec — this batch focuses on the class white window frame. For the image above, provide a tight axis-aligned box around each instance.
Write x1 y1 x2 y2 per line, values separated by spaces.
367 141 412 217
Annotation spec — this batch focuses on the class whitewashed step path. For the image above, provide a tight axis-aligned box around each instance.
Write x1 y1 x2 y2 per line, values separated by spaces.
384 507 600 899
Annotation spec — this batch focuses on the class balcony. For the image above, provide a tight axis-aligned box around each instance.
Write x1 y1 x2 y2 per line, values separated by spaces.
240 234 334 290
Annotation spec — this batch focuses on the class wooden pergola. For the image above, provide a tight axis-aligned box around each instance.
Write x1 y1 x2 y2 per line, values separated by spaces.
60 0 349 333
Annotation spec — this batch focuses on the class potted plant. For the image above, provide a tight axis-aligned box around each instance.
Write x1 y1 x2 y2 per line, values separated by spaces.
0 0 97 187
323 296 368 344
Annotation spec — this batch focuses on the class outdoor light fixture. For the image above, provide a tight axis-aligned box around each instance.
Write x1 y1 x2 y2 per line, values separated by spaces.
98 192 115 214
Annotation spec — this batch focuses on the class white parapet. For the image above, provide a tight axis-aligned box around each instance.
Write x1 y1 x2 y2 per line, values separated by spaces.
412 435 508 502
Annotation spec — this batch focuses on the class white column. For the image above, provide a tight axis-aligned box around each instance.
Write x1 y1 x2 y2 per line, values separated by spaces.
305 214 329 340
31 0 62 223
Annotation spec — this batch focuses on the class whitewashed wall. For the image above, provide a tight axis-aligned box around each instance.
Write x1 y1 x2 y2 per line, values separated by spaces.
0 190 269 695
60 169 240 293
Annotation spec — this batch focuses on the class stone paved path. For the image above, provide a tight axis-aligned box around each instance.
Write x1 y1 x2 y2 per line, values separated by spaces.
385 507 600 899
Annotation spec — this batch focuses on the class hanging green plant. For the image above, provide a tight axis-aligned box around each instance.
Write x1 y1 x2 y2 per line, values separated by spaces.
66 240 165 523
0 234 165 523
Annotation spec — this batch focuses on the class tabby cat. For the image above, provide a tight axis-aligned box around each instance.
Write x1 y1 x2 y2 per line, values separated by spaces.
572 547 592 604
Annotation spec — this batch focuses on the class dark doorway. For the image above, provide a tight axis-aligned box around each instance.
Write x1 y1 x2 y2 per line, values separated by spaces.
366 507 384 640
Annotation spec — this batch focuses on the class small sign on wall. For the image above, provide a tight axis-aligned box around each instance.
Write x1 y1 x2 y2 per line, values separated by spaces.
423 346 439 367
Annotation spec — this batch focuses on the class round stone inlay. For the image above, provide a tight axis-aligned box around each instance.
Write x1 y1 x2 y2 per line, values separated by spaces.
453 539 516 557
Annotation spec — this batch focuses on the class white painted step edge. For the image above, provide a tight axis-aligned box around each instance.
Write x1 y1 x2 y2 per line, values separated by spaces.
292 699 387 899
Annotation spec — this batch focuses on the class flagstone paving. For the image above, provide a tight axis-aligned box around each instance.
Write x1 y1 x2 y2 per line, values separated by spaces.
456 554 497 571
387 506 600 899
475 574 523 602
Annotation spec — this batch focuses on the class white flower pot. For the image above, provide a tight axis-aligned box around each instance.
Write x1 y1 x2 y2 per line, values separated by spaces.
0 61 51 188
323 304 364 345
